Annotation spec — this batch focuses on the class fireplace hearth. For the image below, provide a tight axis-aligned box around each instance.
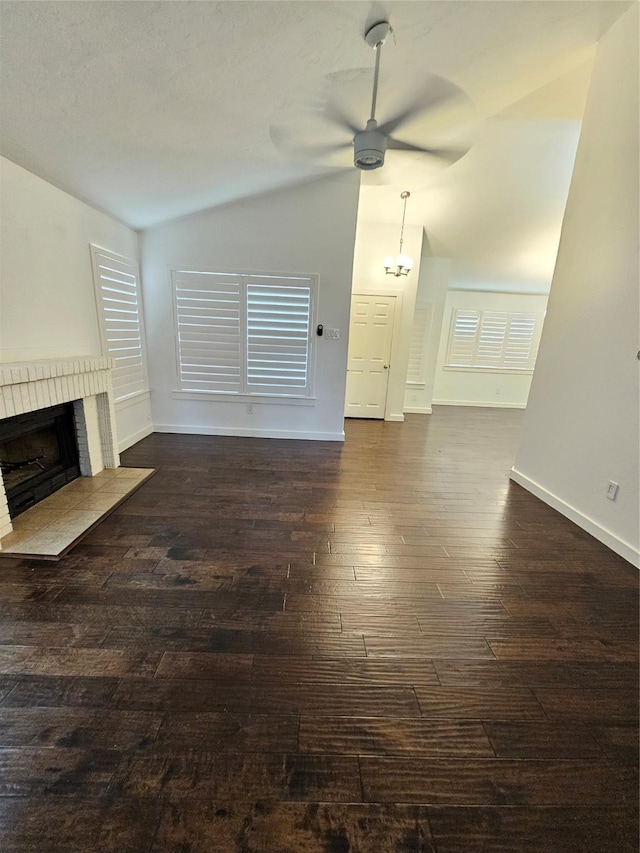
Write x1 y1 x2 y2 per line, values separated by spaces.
0 358 156 559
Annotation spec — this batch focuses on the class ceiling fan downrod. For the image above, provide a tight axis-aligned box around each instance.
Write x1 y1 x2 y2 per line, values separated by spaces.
354 21 392 171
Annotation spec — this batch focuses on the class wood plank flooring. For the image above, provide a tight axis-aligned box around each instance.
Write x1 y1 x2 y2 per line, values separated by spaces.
0 408 637 852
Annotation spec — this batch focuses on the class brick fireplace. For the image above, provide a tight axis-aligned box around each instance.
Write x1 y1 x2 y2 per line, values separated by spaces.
0 357 120 540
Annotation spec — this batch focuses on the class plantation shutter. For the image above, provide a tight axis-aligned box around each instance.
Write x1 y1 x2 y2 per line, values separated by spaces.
173 271 243 393
477 311 509 368
447 309 543 371
503 314 540 369
90 246 147 400
246 277 313 394
406 305 431 385
173 271 315 397
447 310 480 367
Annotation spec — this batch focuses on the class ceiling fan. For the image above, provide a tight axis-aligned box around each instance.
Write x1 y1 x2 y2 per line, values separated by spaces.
270 21 471 173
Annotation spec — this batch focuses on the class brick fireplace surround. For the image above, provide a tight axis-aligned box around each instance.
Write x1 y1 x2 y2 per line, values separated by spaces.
0 357 120 541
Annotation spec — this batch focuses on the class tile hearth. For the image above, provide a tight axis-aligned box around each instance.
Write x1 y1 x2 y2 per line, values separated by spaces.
0 467 154 560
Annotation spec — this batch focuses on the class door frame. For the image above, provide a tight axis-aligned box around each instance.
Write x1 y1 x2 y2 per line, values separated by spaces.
349 289 405 422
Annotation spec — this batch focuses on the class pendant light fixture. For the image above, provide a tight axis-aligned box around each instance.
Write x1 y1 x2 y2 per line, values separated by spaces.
384 191 413 277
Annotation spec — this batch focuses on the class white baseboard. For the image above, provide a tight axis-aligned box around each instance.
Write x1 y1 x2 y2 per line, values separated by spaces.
510 467 640 568
404 406 432 415
153 423 345 442
118 424 154 453
386 414 405 422
432 399 527 409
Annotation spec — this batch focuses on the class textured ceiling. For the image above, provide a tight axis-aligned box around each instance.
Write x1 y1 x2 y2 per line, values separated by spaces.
0 1 632 288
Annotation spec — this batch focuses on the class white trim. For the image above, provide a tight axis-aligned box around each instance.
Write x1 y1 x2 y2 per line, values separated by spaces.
443 366 534 376
153 423 344 442
449 286 551 296
385 413 405 422
432 400 527 409
404 406 432 414
170 389 316 406
510 467 639 568
118 424 154 453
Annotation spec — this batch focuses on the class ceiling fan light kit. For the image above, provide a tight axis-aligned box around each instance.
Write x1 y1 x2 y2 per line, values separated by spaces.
384 190 414 277
353 119 387 170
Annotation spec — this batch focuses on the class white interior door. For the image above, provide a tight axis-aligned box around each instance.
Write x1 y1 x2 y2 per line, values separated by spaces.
344 294 396 418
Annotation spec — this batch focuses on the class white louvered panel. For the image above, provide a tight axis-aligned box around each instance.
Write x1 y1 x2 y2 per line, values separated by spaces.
406 306 431 385
503 314 539 370
246 281 312 393
91 246 147 400
477 312 509 366
174 271 242 392
448 310 480 367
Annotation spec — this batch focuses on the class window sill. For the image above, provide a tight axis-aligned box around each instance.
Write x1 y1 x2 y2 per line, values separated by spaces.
171 390 316 406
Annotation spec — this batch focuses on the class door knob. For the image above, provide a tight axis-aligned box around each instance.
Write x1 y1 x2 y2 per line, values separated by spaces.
383 364 389 369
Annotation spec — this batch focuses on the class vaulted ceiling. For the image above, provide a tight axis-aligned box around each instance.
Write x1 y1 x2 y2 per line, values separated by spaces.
0 1 632 289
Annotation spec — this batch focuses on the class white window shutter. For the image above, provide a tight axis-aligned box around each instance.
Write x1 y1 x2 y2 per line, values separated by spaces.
173 270 315 398
503 313 541 370
477 312 509 367
173 271 243 393
90 246 147 400
406 305 431 385
446 308 544 372
245 278 313 394
448 310 480 367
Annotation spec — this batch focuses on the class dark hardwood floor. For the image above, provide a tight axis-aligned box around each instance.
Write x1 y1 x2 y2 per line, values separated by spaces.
0 408 637 852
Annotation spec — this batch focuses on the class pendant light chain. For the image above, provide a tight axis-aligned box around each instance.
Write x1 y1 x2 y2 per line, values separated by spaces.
398 190 409 256
384 190 413 277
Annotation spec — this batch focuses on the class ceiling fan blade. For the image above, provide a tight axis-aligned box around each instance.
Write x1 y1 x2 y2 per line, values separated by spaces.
387 137 469 163
377 78 463 137
324 101 360 135
269 125 352 163
300 141 353 160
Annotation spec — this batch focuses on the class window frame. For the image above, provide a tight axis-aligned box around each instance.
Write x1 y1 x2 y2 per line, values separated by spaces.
89 244 149 402
171 267 318 401
444 307 544 374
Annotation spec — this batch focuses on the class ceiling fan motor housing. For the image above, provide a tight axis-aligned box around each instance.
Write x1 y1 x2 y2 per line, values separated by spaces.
353 120 387 170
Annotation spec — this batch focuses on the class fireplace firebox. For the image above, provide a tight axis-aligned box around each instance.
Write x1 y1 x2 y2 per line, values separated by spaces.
0 403 80 518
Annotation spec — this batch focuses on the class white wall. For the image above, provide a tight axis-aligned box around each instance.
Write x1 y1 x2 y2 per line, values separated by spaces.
0 157 152 451
432 289 549 408
351 219 424 421
512 6 639 566
141 172 360 441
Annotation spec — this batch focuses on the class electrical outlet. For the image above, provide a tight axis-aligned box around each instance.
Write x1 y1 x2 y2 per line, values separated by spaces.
246 404 253 415
606 481 619 501
325 328 340 340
